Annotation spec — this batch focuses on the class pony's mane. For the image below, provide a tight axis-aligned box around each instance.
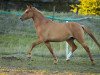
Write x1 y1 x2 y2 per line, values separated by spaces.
32 7 43 15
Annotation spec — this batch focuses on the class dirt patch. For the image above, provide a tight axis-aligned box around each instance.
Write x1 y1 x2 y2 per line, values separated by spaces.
0 70 99 75
0 70 47 75
0 71 37 75
1 56 21 61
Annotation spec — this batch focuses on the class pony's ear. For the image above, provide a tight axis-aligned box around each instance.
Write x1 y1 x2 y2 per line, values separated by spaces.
26 5 29 8
26 4 32 8
28 4 32 8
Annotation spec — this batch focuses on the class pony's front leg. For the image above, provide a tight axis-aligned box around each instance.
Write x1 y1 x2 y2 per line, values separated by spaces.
45 42 58 64
27 39 43 58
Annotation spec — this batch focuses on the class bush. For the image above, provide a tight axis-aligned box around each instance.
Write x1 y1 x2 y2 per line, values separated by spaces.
71 0 100 15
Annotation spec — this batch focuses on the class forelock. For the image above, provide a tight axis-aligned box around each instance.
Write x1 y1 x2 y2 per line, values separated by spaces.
25 9 28 13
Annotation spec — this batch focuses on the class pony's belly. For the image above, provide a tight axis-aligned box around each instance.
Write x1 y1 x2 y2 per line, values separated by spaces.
47 33 71 42
47 39 66 42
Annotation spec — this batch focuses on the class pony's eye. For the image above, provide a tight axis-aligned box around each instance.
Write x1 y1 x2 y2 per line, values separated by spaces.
26 11 29 13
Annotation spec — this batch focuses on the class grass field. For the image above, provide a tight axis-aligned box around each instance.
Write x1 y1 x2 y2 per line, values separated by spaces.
0 11 100 75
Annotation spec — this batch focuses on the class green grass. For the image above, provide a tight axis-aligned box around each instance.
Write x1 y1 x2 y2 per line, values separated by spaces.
0 12 100 74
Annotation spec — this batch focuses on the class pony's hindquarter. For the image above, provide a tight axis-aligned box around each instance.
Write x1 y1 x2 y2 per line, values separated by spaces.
66 22 85 43
66 23 95 65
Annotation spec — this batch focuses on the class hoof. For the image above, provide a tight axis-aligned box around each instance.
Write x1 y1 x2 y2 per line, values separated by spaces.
66 60 70 63
28 56 31 59
91 62 95 66
66 58 70 63
91 61 95 66
91 63 95 66
54 59 58 65
27 54 32 59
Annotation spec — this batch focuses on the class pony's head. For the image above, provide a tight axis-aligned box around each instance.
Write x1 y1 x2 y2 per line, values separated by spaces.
20 5 34 21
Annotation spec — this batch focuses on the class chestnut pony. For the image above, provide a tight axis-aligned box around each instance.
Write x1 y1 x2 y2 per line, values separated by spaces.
20 5 100 65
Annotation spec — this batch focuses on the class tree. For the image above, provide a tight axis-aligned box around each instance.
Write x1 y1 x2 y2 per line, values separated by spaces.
71 0 100 15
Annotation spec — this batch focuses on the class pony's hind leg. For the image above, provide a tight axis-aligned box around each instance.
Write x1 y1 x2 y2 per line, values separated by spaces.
66 38 77 61
76 38 95 65
45 42 58 64
81 42 95 65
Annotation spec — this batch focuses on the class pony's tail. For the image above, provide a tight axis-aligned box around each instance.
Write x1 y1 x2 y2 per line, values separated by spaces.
82 25 100 48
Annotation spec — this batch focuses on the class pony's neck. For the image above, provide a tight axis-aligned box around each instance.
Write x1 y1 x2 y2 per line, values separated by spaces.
32 9 46 24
